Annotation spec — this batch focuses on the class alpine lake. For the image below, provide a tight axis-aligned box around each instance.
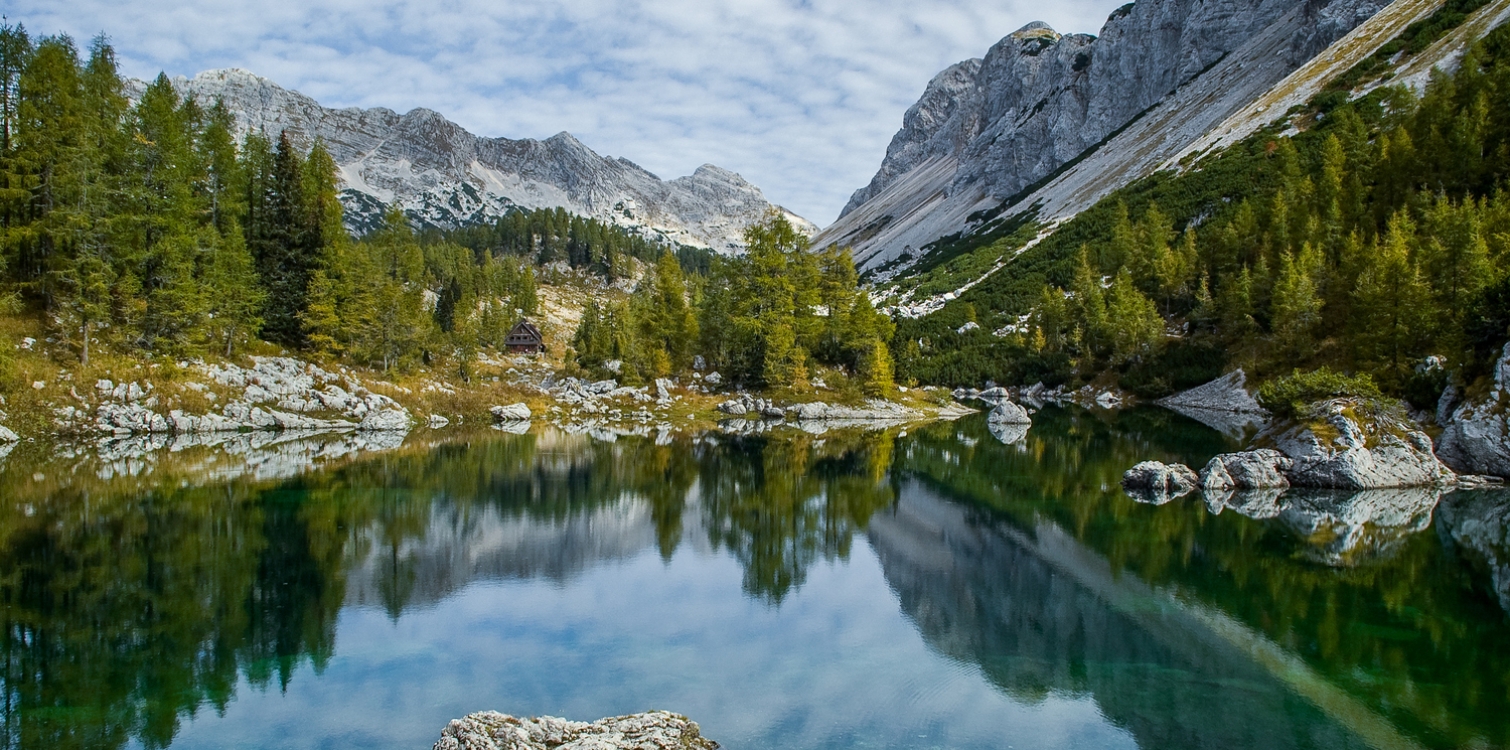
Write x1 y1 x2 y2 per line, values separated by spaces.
3 404 1510 750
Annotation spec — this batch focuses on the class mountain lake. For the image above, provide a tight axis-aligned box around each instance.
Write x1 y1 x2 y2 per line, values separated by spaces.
2 406 1508 750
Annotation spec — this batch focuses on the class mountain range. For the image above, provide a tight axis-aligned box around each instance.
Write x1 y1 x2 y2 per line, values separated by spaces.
167 69 816 253
817 0 1510 276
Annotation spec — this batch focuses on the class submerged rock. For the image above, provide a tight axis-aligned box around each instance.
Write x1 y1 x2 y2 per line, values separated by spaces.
434 710 718 750
1437 343 1510 478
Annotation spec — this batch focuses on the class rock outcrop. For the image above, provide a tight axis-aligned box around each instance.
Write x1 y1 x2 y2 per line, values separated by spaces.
491 403 533 422
819 0 1396 271
1263 398 1455 489
168 69 813 250
433 710 718 750
1437 343 1510 478
55 357 412 437
1158 369 1271 438
1198 450 1291 491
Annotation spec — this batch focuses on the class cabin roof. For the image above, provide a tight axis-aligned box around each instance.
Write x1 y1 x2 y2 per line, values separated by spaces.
507 319 543 342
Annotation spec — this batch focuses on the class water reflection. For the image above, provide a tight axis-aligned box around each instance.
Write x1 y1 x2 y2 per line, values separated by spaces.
897 406 1510 749
0 427 898 749
868 481 1370 750
2 408 1509 750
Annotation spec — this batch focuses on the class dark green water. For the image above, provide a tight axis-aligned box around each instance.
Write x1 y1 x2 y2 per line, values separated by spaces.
1 406 1508 750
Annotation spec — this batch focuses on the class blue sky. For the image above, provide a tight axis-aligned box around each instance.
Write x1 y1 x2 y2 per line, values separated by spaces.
6 0 1126 226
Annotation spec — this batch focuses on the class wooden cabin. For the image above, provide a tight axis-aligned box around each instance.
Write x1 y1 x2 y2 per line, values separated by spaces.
505 319 545 354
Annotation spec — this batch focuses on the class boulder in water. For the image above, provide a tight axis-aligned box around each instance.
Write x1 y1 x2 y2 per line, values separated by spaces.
1121 461 1199 504
1198 450 1291 491
988 401 1032 425
433 710 719 750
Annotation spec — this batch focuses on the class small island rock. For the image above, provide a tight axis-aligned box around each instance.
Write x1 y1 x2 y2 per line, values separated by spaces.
987 401 1032 425
434 710 719 750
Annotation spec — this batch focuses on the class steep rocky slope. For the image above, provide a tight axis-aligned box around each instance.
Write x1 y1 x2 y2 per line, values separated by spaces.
172 69 815 251
819 0 1404 271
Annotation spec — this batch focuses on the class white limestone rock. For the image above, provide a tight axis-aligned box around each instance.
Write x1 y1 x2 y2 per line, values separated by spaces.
0 424 17 443
491 403 533 422
1159 369 1267 414
1264 398 1455 489
1198 450 1292 491
1437 343 1510 478
820 0 1393 271
1121 461 1199 504
987 401 1032 425
433 710 718 750
360 408 413 431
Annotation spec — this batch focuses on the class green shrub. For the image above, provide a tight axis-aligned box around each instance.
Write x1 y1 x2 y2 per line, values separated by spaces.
1257 368 1384 419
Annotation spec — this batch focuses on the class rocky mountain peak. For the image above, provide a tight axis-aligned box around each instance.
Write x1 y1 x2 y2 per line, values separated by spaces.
820 0 1393 271
167 69 813 251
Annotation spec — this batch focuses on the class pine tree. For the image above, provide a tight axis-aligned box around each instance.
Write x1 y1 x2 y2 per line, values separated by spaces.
1270 245 1323 358
1354 213 1433 382
203 221 265 356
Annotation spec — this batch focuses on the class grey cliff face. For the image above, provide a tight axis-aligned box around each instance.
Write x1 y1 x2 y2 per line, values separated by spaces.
826 0 1391 268
173 69 815 252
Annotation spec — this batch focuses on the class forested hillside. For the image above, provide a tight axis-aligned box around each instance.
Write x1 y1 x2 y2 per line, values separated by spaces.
0 25 732 382
892 21 1510 408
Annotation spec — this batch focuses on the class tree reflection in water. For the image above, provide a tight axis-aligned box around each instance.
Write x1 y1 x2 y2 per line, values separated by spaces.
0 426 896 749
1 408 1508 750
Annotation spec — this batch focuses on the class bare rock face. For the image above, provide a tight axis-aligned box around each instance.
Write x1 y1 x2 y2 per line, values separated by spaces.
1158 369 1271 438
822 0 1392 269
433 710 719 750
165 69 814 251
1263 399 1455 489
1437 343 1510 478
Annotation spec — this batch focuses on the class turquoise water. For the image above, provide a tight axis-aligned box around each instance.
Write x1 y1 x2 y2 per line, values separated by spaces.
2 406 1508 749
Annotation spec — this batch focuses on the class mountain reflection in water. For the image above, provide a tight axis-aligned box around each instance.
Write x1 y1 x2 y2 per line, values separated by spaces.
0 407 1507 750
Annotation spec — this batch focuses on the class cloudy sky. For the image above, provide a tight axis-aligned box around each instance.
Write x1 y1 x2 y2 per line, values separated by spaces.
8 0 1125 226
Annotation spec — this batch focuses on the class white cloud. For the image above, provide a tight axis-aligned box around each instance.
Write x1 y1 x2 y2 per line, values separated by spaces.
7 0 1126 225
